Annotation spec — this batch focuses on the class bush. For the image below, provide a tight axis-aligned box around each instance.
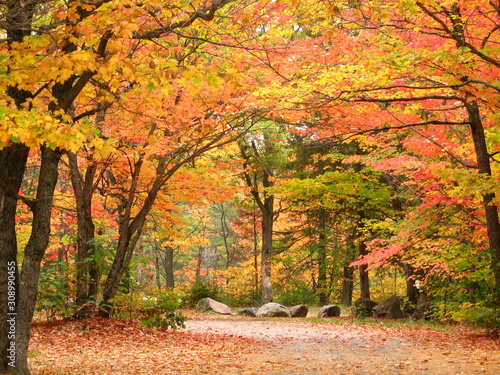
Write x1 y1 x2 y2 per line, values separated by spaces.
36 261 74 320
112 288 186 330
275 280 317 306
185 277 222 307
452 303 500 332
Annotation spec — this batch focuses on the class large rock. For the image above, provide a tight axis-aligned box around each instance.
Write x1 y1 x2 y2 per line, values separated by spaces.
355 298 379 317
290 304 308 318
196 297 232 315
317 305 341 318
372 296 406 319
256 303 291 317
238 307 258 317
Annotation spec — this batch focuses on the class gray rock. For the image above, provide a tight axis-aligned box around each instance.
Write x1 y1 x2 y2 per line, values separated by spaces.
256 302 291 317
372 296 406 319
318 305 341 318
195 297 232 315
290 304 308 317
237 307 258 317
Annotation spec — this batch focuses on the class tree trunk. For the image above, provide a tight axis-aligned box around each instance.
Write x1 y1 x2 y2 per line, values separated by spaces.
68 153 99 306
359 241 370 299
465 101 500 305
0 144 29 374
403 263 421 305
17 147 62 375
164 246 175 288
341 238 356 306
341 266 354 306
317 210 328 305
261 194 274 304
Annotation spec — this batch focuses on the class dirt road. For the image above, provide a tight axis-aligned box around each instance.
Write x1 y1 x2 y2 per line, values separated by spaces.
182 315 500 375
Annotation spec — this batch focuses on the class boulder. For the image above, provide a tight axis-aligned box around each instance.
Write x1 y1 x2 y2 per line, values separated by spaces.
238 307 258 317
372 296 406 319
290 304 308 318
256 303 291 317
196 297 232 315
317 305 341 318
355 298 379 317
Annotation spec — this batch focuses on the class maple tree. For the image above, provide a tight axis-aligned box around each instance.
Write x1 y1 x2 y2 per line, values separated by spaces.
2 0 500 372
0 0 282 372
247 0 500 310
274 134 399 305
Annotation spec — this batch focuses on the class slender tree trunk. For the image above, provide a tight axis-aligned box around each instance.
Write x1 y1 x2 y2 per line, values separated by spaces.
465 101 500 305
261 194 274 304
317 210 328 305
359 241 370 299
68 153 99 306
164 246 175 288
253 208 259 293
341 237 356 306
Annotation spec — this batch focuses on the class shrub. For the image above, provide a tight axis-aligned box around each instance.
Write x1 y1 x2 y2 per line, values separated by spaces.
185 277 222 307
452 303 500 333
112 288 186 329
275 280 317 306
36 261 74 320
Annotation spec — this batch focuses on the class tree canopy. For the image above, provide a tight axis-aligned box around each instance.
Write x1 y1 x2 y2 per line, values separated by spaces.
1 1 499 373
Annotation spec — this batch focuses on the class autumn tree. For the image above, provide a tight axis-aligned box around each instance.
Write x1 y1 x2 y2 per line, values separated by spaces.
237 123 291 304
252 0 500 308
275 133 397 305
0 0 266 373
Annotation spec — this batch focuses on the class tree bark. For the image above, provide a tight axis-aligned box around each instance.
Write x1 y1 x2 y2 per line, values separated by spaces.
317 210 328 305
0 144 29 374
341 235 356 306
359 241 370 299
341 266 354 306
465 101 500 305
260 193 274 304
16 147 62 375
68 153 99 306
164 246 175 288
403 263 421 305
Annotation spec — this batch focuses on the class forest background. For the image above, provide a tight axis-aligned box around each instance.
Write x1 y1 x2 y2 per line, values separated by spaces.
1 1 500 374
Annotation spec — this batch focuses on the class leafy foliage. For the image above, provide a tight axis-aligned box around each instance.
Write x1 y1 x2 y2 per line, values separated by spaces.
112 288 186 330
36 261 74 320
184 277 223 307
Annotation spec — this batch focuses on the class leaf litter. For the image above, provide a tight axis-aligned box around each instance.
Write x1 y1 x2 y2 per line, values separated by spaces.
29 314 500 374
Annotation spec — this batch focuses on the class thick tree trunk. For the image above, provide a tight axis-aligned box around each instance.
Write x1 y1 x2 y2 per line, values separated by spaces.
16 147 61 375
466 101 500 305
403 263 421 305
0 144 29 374
341 266 354 306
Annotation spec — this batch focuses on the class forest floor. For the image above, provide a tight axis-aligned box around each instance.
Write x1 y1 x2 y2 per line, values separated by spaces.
29 311 500 374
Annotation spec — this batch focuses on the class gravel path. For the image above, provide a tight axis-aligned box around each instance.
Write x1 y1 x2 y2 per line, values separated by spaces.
182 317 500 375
